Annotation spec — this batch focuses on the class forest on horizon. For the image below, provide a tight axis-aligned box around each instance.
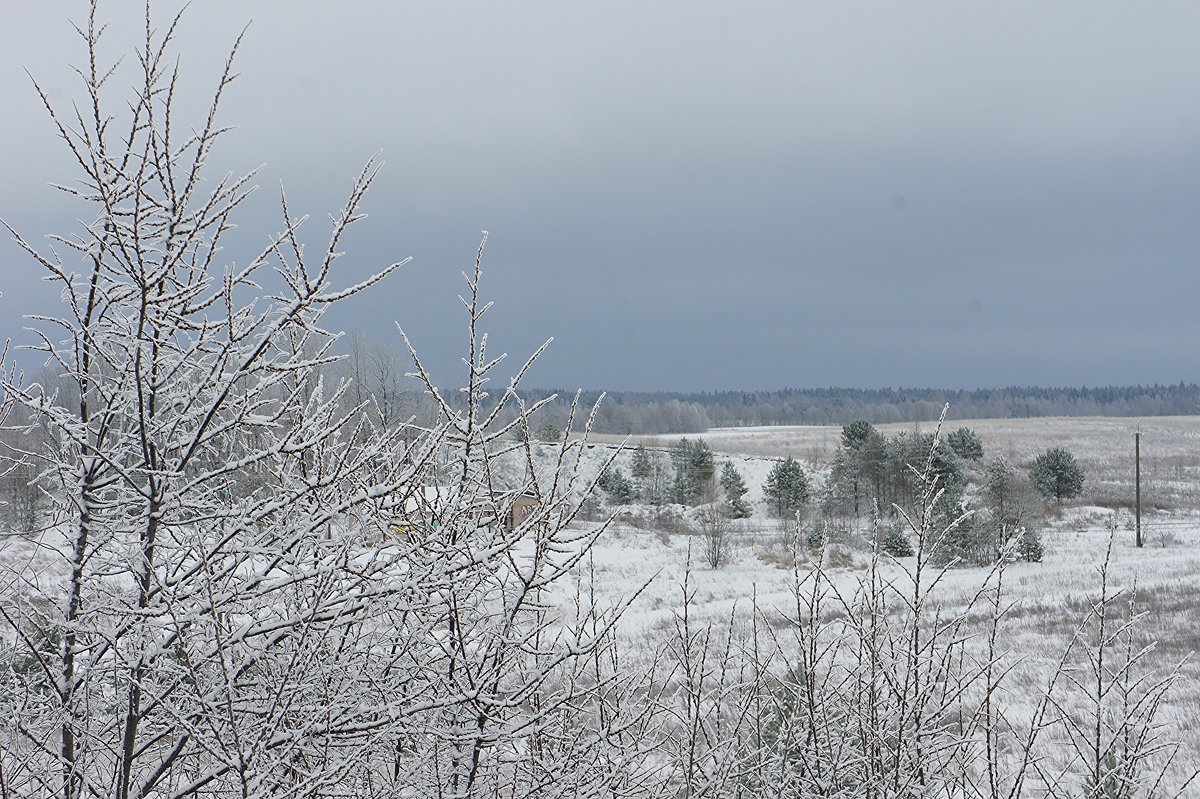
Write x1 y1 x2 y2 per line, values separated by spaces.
522 382 1200 434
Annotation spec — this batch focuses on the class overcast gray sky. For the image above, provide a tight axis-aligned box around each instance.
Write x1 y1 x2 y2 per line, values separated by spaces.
2 2 1198 391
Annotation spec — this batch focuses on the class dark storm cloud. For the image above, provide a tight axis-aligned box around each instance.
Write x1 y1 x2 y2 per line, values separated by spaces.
2 2 1198 390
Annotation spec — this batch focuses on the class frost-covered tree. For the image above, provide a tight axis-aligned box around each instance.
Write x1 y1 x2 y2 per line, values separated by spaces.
1016 526 1044 562
828 421 886 518
946 426 984 461
341 327 426 431
696 498 730 568
984 458 1022 525
598 466 636 505
0 6 641 798
719 461 751 518
879 520 915 557
977 456 1043 562
670 437 714 505
630 444 652 480
0 405 50 534
841 419 878 450
534 420 562 442
764 457 809 518
1030 446 1085 503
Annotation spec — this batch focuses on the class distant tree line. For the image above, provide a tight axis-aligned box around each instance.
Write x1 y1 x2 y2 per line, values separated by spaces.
524 383 1200 433
312 331 1200 435
217 329 1199 437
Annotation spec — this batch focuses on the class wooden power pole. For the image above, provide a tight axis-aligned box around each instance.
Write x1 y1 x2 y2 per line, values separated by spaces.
1135 431 1142 548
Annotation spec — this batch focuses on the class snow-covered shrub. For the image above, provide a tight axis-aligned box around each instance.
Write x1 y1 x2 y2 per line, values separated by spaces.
1016 525 1044 562
0 8 640 797
879 519 915 558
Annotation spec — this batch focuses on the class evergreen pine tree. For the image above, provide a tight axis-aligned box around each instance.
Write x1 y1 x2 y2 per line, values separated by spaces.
719 461 751 518
764 457 810 518
598 467 635 505
946 427 984 461
841 420 878 451
630 444 654 502
671 438 715 505
671 439 696 504
690 439 715 485
830 421 885 516
880 522 915 558
1016 526 1044 562
631 445 652 480
534 421 561 442
1029 447 1084 503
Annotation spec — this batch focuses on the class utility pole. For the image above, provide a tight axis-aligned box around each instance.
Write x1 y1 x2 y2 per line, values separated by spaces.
1135 431 1142 548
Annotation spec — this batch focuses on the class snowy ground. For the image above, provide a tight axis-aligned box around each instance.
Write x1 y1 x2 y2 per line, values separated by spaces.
564 512 1200 692
546 514 1199 788
564 417 1200 652
5 416 1197 788
562 418 1200 788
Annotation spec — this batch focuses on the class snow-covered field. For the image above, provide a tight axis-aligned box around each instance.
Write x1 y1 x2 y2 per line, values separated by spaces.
5 415 1197 791
553 518 1199 790
567 514 1200 717
571 417 1200 789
